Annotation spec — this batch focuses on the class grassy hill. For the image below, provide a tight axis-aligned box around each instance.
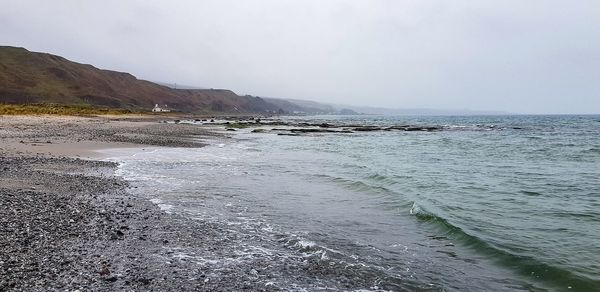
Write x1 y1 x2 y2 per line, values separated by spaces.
0 46 280 113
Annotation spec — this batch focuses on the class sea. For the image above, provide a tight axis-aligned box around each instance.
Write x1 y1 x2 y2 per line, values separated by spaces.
103 115 600 291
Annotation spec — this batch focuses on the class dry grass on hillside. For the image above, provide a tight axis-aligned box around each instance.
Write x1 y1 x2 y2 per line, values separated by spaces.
0 104 134 116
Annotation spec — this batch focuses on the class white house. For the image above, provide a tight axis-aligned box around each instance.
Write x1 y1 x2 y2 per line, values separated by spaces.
152 104 171 112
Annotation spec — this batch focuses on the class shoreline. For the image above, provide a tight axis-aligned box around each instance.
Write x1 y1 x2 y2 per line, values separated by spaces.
0 115 257 290
4 114 594 290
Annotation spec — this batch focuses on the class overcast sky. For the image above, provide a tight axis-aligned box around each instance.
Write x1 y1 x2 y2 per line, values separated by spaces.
1 0 599 114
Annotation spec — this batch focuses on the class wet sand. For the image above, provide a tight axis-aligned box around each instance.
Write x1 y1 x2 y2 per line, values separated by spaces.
0 115 270 291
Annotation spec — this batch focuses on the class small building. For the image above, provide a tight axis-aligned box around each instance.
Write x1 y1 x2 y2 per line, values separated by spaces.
152 104 171 112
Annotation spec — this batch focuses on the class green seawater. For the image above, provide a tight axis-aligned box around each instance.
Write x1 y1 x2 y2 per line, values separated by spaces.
110 115 600 291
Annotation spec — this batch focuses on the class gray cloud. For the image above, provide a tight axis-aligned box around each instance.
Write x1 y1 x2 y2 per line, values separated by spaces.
1 0 599 114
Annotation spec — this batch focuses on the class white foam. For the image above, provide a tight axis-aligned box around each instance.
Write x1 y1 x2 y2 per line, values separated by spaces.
149 198 162 204
157 203 174 212
409 202 421 215
295 240 317 249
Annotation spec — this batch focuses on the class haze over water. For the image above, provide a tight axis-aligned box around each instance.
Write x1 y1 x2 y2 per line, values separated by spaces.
106 115 600 291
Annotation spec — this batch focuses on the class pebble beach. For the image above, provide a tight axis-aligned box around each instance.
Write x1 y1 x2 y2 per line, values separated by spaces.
0 115 270 291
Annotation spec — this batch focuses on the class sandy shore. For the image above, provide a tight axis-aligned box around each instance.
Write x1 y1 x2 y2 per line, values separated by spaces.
0 115 268 291
0 115 223 158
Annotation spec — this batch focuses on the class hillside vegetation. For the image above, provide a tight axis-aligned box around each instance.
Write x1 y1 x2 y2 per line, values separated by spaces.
0 103 134 116
0 46 280 113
